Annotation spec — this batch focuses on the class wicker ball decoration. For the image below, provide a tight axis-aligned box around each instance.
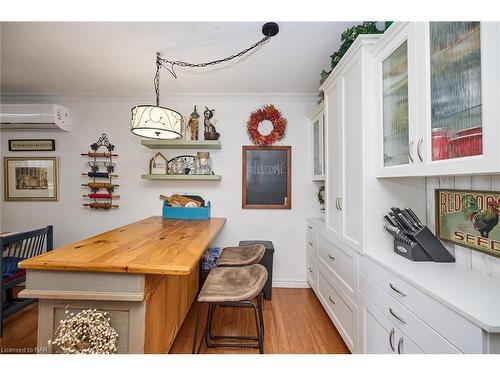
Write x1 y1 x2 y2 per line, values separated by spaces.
50 308 118 354
247 104 287 146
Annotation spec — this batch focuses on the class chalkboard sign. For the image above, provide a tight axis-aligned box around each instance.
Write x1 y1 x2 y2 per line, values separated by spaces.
242 146 291 209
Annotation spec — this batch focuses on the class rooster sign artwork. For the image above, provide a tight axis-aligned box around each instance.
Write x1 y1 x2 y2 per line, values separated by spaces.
436 189 500 258
462 196 500 238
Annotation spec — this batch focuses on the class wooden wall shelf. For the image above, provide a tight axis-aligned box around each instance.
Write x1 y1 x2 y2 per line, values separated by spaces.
141 174 222 181
141 140 221 150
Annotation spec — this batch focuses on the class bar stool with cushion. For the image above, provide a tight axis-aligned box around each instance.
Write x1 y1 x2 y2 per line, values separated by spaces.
192 264 268 354
216 244 265 267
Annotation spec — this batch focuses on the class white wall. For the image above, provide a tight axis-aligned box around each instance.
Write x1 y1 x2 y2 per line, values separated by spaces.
0 94 319 287
426 175 500 280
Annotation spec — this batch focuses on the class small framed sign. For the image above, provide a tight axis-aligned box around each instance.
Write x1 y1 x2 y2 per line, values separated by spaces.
8 139 55 151
435 189 500 258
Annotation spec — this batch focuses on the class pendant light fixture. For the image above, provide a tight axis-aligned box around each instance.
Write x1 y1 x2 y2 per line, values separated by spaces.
130 53 183 140
130 22 279 140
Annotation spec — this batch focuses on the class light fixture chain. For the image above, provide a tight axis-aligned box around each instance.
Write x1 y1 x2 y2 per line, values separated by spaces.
154 53 162 105
158 35 271 78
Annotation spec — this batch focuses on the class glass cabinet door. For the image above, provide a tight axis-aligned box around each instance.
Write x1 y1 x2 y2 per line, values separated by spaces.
430 22 482 161
312 112 324 179
382 41 410 167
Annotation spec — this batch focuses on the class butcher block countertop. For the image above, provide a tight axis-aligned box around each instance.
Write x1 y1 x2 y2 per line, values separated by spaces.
19 216 226 275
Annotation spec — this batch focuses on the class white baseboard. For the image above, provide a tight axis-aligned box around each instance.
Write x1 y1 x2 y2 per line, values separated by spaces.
272 279 310 288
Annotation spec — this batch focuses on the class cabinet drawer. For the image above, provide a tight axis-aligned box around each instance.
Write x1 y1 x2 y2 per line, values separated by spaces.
360 256 483 353
318 234 355 294
360 272 460 353
318 270 357 352
306 256 317 292
306 226 316 254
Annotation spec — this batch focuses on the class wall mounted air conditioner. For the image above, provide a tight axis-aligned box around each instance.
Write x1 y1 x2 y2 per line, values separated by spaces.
0 104 70 131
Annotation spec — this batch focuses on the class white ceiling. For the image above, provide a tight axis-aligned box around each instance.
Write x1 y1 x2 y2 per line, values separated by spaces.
0 22 358 95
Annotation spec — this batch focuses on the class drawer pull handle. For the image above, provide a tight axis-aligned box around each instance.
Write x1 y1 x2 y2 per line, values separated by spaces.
328 296 335 304
397 337 403 354
389 308 407 324
308 267 313 273
389 328 395 351
308 241 314 247
328 254 335 260
307 225 313 230
389 283 407 297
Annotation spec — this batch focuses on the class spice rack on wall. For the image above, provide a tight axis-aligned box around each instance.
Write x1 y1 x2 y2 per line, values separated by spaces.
140 139 222 181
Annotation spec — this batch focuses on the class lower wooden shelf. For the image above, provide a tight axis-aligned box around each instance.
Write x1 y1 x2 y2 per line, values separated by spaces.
141 174 222 181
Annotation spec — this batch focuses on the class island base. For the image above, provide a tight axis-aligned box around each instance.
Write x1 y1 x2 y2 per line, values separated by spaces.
20 267 199 354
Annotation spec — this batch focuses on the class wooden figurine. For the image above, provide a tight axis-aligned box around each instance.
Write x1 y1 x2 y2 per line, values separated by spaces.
187 105 200 141
204 107 220 140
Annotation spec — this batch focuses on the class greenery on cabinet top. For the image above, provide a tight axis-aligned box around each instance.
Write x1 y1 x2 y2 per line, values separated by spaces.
320 22 392 85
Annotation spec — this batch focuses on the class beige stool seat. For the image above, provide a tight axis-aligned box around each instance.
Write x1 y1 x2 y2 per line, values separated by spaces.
216 244 265 267
198 264 268 303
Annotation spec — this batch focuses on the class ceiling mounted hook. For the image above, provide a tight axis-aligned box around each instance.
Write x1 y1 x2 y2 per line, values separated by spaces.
262 22 279 37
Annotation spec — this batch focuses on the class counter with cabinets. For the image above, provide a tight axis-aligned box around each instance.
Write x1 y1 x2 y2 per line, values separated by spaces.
307 21 500 354
306 218 500 353
19 216 226 354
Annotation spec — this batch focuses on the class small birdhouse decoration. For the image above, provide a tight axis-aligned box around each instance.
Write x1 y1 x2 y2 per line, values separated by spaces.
150 152 168 175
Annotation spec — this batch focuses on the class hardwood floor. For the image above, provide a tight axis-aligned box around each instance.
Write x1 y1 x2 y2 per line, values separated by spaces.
0 303 39 353
0 288 350 354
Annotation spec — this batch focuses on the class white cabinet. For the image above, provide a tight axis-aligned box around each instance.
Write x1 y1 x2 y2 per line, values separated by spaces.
373 22 419 177
321 33 426 256
375 22 500 177
323 37 374 252
306 219 359 353
357 254 500 354
309 104 325 181
361 296 423 354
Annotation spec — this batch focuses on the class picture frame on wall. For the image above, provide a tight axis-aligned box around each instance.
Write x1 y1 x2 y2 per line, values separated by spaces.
435 188 500 258
8 139 56 151
4 157 59 201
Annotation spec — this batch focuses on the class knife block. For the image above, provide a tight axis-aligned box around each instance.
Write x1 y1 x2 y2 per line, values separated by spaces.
393 238 433 261
393 226 455 262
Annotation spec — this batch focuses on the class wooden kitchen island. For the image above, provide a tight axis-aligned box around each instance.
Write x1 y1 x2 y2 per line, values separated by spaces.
18 216 226 354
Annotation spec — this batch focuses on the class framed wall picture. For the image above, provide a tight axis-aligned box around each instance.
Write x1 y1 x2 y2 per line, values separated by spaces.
8 139 56 151
4 157 58 201
242 146 291 209
435 189 500 258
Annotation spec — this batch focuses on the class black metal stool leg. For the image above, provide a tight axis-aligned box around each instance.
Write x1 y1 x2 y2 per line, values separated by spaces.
203 300 261 350
252 302 264 354
207 303 217 340
204 302 217 348
257 292 265 337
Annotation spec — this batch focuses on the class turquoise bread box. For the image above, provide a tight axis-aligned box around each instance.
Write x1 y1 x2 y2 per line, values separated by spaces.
162 201 211 220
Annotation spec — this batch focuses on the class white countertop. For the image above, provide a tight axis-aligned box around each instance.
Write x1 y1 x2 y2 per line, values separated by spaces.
364 250 500 333
306 217 326 228
307 216 500 332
